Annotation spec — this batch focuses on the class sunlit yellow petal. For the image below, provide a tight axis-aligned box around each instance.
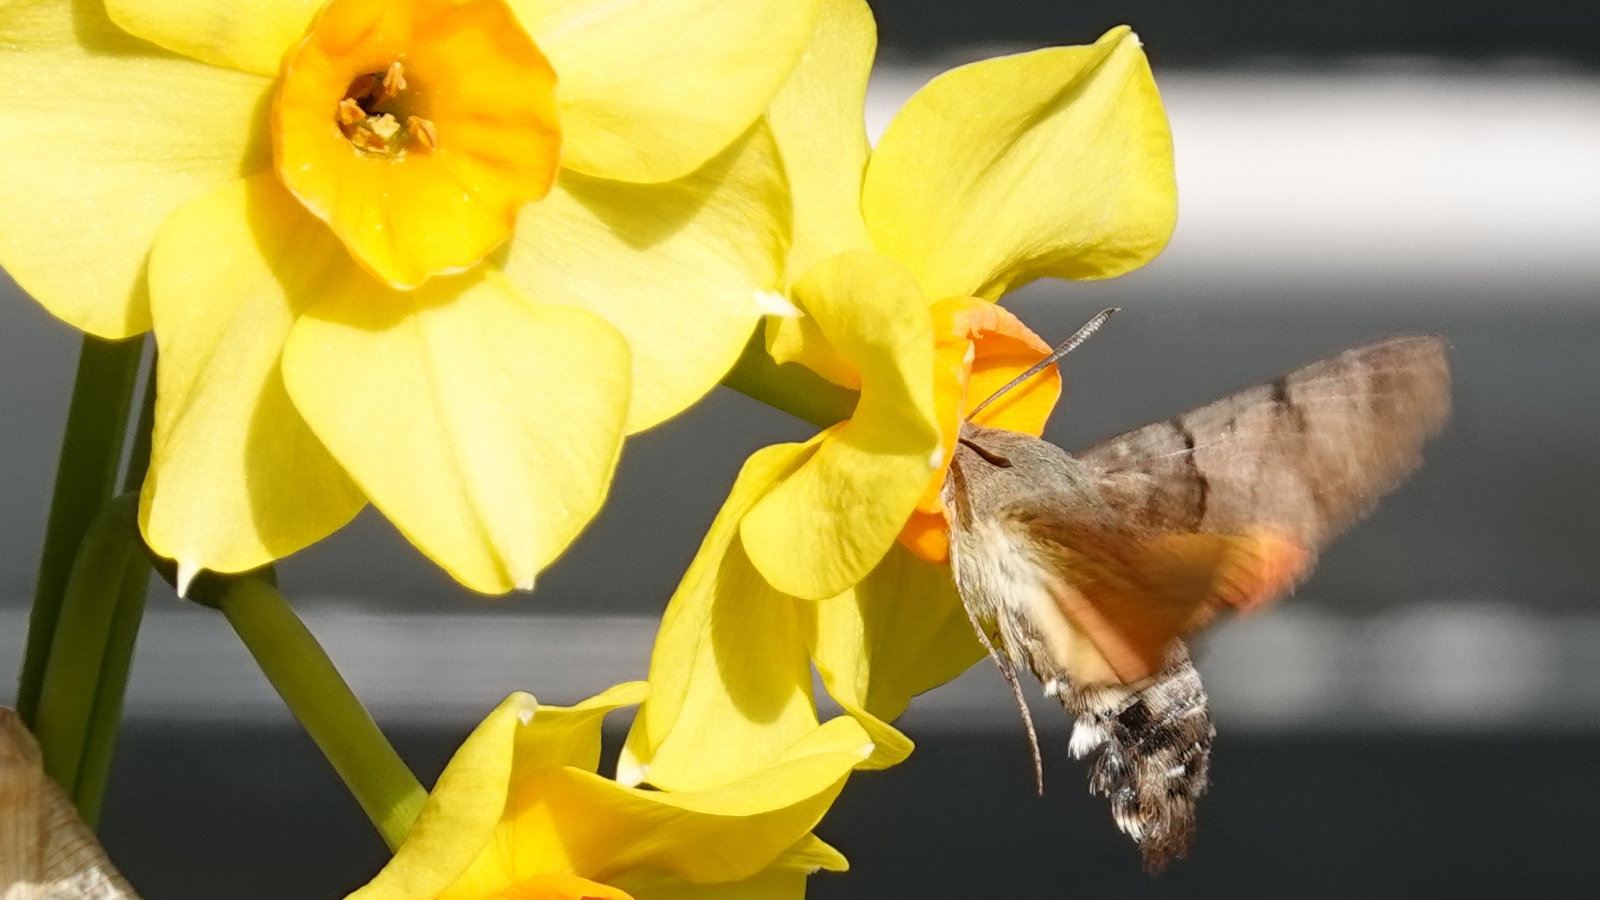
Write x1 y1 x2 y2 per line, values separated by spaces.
515 682 649 776
500 122 789 433
741 251 940 601
348 693 533 900
511 716 870 884
766 0 876 285
808 544 984 768
275 0 561 288
280 268 630 594
105 0 321 76
610 833 846 900
0 0 270 338
619 441 823 792
861 27 1176 301
442 685 649 899
508 0 820 182
140 174 365 576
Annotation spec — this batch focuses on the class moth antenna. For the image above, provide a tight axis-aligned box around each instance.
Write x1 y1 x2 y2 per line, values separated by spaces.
966 307 1119 422
960 595 1045 795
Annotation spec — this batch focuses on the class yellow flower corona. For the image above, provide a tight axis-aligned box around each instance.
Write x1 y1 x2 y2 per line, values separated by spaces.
349 685 868 900
0 0 822 593
625 0 1177 789
274 0 562 288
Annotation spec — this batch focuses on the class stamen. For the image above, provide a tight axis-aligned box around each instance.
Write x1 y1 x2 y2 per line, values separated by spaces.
381 61 407 100
350 128 388 153
343 72 380 103
406 116 438 152
337 98 366 127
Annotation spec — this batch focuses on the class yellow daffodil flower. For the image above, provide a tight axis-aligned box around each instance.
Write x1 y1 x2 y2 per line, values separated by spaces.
349 683 869 900
623 0 1175 788
0 0 818 593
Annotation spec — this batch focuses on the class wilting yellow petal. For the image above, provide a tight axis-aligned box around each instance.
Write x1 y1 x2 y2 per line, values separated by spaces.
274 0 561 288
619 442 823 792
105 0 322 75
347 693 533 900
509 0 819 183
861 27 1176 301
140 174 365 576
807 544 984 768
510 717 870 884
741 251 941 601
765 0 876 285
0 0 270 338
500 123 789 434
280 268 630 594
611 834 846 900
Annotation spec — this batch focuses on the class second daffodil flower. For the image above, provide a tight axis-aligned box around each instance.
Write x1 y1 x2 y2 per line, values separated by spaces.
0 0 820 593
623 0 1176 788
348 684 870 900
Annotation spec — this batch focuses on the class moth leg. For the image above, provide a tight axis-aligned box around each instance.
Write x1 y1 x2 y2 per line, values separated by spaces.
959 596 1045 795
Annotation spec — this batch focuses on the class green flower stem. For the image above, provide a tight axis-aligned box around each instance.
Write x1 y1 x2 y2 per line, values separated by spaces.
215 577 426 851
18 334 144 727
721 328 857 429
72 549 151 829
32 493 142 805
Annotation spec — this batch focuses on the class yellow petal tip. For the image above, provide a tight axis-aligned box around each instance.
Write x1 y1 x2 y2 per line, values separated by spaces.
754 289 804 318
175 560 201 598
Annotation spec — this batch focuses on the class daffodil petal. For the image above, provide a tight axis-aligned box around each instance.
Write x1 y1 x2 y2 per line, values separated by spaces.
861 27 1177 301
441 684 651 899
0 0 271 338
348 693 533 900
619 441 823 792
140 174 365 576
508 0 819 182
280 268 630 594
741 251 941 601
810 544 984 768
611 835 847 900
105 0 320 76
766 0 876 284
500 122 789 433
515 681 649 775
521 716 869 884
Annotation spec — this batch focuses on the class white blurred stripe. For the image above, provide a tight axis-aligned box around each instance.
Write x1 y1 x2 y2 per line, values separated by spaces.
866 65 1600 297
2 602 1600 731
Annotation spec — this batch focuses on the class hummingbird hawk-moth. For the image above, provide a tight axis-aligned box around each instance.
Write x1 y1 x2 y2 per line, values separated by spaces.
941 324 1451 871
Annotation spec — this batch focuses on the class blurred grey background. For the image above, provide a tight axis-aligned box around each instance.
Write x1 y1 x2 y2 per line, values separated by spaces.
4 1 1600 897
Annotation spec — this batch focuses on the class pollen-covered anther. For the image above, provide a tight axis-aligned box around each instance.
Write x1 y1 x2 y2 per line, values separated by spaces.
381 61 407 99
336 62 433 157
406 116 438 152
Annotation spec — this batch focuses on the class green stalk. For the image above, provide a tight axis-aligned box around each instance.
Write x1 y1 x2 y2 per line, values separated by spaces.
32 493 142 798
721 328 857 429
17 335 143 726
71 550 150 828
215 578 427 850
66 358 160 826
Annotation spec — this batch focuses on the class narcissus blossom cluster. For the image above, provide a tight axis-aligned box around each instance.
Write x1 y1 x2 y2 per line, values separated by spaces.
0 0 1177 896
0 0 814 593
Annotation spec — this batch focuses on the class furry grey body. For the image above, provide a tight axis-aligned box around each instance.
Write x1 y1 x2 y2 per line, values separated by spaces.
943 430 1215 871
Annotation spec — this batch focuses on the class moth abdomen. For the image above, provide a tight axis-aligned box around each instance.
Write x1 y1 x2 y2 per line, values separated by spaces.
1062 644 1215 873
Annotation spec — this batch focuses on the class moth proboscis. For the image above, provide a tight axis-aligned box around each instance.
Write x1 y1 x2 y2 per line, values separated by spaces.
941 320 1452 872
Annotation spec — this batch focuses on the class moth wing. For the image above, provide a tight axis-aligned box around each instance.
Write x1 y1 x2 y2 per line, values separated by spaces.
986 334 1449 683
1079 333 1452 548
1025 522 1307 681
